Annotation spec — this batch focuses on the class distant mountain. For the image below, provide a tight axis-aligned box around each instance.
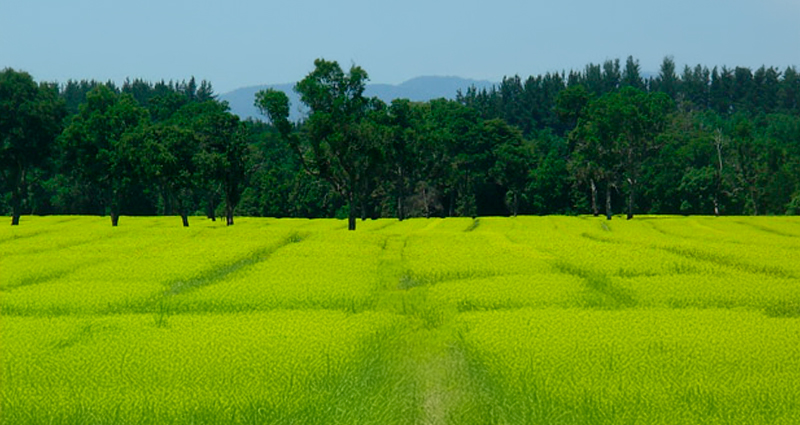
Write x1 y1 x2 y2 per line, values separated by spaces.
219 76 495 122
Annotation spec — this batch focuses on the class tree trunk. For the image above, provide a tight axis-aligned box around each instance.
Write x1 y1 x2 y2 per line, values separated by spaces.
10 189 21 226
605 182 613 220
223 188 235 226
207 192 216 221
397 168 405 221
348 194 357 231
749 187 759 216
397 195 404 221
110 188 120 227
226 205 234 226
10 166 24 226
179 198 189 227
361 199 367 221
713 130 724 217
512 191 519 217
626 178 635 220
422 186 431 219
590 178 599 217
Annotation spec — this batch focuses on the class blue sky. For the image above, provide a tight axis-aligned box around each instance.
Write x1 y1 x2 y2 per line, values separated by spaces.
1 0 798 93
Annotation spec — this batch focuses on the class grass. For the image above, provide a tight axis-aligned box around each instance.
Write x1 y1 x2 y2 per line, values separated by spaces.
1 215 800 424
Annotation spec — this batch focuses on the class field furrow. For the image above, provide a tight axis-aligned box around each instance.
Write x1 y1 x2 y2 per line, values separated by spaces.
2 216 799 424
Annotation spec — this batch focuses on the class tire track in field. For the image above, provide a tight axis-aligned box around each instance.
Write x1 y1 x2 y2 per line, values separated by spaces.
368 219 400 232
165 231 307 296
734 220 800 239
552 261 639 308
1 228 219 294
6 224 138 256
0 260 99 291
137 232 308 323
464 218 480 232
579 231 619 244
659 245 796 279
0 228 51 244
373 232 496 424
10 237 105 256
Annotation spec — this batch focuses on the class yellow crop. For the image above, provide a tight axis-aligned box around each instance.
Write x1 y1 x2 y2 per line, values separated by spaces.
1 215 799 423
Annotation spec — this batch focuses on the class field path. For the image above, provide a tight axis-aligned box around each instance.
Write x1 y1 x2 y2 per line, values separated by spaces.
383 320 482 425
420 335 474 425
375 232 484 424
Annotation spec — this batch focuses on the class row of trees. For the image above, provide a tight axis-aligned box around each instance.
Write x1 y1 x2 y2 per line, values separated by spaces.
2 70 245 226
459 56 800 137
3 57 800 229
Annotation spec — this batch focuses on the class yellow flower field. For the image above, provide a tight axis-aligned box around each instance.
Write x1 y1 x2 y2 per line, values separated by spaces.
1 215 799 424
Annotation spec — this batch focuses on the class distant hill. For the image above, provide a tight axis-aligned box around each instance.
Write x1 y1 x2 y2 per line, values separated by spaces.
219 76 496 122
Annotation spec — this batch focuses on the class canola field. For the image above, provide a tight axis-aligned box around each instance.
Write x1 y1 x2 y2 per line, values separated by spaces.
1 215 800 424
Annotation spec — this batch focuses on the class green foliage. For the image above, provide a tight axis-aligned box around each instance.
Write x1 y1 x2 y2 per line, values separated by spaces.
5 57 800 224
570 87 674 219
256 59 386 230
58 85 147 225
0 68 66 224
254 88 291 137
131 122 199 225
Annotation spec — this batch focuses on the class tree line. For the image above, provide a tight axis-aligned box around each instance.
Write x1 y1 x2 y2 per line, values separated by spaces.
2 56 799 229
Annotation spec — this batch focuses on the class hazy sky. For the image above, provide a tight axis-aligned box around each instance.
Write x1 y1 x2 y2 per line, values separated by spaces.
2 0 799 94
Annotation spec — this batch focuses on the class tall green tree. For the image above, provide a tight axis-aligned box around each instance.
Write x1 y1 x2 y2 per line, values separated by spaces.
572 88 673 219
622 56 645 90
257 59 382 230
178 101 247 226
416 99 486 217
384 99 419 220
570 111 618 219
779 67 799 112
1 69 66 225
59 85 145 226
602 59 621 93
652 56 679 99
487 119 532 216
131 123 199 226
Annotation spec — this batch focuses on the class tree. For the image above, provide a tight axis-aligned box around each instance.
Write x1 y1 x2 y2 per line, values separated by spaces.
583 63 604 96
710 66 735 114
1 69 66 225
487 119 532 216
602 59 621 93
528 132 572 215
179 101 247 226
385 99 419 220
652 56 679 99
256 59 382 230
622 56 645 90
132 123 199 226
680 65 710 111
572 88 673 219
779 67 799 112
59 85 145 226
238 120 334 218
556 85 591 134
570 112 617 219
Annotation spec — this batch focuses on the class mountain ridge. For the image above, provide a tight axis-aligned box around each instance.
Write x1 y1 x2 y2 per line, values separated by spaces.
219 76 496 122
